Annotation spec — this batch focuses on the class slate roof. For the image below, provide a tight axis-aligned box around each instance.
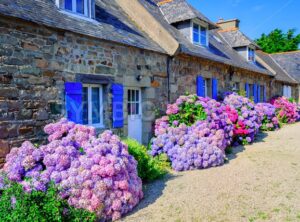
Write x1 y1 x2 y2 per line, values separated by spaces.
256 51 298 84
271 51 300 82
154 0 217 29
0 0 165 53
218 29 260 49
139 0 273 76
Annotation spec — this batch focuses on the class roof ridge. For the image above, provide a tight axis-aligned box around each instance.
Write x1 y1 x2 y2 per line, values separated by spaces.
157 0 174 6
271 50 300 55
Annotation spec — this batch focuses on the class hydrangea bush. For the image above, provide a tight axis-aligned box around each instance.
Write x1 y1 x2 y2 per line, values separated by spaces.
255 103 279 131
223 93 261 145
155 95 234 152
151 95 235 171
1 119 143 221
151 121 225 171
270 97 299 124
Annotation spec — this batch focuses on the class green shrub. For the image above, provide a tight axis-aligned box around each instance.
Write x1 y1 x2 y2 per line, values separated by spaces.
123 139 169 182
0 180 96 222
169 95 207 126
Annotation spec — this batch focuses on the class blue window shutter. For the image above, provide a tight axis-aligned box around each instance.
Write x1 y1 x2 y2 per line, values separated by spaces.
196 76 204 97
112 84 124 128
257 85 261 103
212 78 218 100
65 82 83 124
253 84 258 103
245 83 250 98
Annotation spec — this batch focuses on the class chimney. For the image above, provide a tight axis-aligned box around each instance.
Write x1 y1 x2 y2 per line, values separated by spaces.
216 18 240 30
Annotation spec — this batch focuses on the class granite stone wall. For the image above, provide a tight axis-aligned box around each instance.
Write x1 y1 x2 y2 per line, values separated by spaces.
169 55 274 102
0 16 168 166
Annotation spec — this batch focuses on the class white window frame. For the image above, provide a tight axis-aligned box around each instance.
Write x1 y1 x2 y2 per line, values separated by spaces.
190 20 209 47
247 46 256 62
56 0 91 18
127 88 142 117
83 84 104 128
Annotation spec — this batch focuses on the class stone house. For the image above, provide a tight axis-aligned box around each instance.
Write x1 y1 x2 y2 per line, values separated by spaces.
134 0 275 103
216 18 300 101
0 0 297 166
256 50 299 100
270 51 300 100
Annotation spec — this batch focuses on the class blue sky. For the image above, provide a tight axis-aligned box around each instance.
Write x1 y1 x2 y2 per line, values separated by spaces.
187 0 300 40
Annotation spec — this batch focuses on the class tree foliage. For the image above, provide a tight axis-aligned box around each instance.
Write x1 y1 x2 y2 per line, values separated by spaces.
255 29 300 53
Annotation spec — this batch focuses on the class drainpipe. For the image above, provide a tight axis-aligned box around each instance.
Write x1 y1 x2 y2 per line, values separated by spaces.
167 56 172 103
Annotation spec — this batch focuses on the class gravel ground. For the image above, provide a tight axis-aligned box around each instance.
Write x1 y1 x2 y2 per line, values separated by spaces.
122 123 300 222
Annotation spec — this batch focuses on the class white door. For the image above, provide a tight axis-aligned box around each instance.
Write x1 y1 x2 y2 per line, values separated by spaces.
127 89 142 143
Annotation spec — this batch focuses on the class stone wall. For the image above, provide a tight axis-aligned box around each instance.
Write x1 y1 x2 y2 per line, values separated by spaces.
169 54 274 102
272 81 299 101
0 16 168 166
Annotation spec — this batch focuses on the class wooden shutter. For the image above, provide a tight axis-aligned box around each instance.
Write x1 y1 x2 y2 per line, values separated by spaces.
196 76 204 97
253 84 257 103
245 83 250 98
65 82 83 124
257 85 261 103
112 84 124 128
212 78 218 100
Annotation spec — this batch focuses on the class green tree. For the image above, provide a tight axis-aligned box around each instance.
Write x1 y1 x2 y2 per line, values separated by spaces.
255 29 300 53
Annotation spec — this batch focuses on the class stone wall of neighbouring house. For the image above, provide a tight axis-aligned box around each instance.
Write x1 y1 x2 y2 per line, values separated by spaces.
0 16 168 166
272 81 299 101
169 54 274 102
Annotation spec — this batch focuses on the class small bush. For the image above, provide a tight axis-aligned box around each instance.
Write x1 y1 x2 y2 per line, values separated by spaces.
0 179 96 222
123 139 169 182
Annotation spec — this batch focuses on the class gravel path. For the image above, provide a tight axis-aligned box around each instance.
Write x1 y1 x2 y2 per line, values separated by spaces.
122 123 300 222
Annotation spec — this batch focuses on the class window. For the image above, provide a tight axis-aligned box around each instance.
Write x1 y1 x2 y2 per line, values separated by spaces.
82 84 104 127
202 78 212 97
61 0 91 17
203 79 208 97
192 22 208 46
283 85 292 98
232 82 240 92
260 85 264 101
249 84 254 98
128 89 141 115
248 47 255 62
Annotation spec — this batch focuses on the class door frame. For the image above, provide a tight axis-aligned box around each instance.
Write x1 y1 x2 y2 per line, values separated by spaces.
127 87 143 141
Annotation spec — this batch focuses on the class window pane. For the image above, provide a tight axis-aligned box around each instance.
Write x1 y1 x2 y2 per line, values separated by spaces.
200 26 207 46
131 90 135 102
193 24 200 43
82 87 88 125
65 0 72 10
193 24 199 33
92 87 100 124
136 103 139 115
76 0 84 14
128 90 131 103
193 33 200 44
136 90 139 102
131 104 136 115
128 103 131 115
